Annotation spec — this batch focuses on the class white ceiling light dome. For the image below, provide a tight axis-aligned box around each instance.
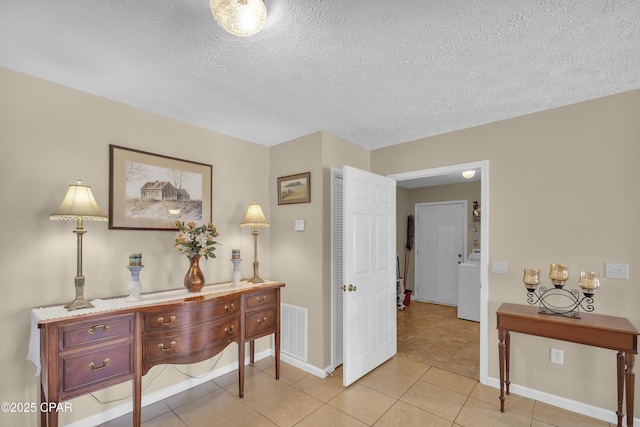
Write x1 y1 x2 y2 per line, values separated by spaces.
210 0 267 37
462 170 476 179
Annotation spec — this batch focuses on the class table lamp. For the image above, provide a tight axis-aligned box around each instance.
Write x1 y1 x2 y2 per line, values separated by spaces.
49 180 108 310
240 201 269 283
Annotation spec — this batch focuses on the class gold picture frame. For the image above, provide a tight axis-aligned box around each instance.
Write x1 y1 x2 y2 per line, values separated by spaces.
109 145 212 230
277 172 311 205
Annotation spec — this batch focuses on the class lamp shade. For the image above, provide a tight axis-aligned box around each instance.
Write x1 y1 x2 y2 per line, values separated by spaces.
210 0 266 37
462 170 475 179
49 180 108 221
240 201 269 227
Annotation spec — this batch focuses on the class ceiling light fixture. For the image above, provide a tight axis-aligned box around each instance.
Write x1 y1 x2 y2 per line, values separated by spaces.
210 0 267 37
462 170 476 179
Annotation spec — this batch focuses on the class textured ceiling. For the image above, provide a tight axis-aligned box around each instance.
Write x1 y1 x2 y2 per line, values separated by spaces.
1 0 639 150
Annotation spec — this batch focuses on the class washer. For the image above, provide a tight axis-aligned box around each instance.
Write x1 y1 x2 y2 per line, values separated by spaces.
458 250 480 322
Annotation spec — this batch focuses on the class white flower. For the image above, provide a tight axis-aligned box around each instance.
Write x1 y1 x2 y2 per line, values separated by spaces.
173 221 220 260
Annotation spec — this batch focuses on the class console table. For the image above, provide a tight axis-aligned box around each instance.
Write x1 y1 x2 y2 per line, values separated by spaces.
35 281 284 427
497 303 638 427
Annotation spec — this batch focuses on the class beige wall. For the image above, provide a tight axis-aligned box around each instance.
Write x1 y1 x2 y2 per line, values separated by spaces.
397 181 481 292
270 132 325 368
0 67 273 426
372 89 640 414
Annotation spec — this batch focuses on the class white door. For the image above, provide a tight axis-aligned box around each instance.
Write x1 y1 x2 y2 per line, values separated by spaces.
343 166 397 386
415 202 465 305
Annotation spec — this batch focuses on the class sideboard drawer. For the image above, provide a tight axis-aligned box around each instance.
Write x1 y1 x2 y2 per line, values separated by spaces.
245 308 277 340
61 342 134 394
61 314 134 350
143 319 240 361
243 290 277 310
144 297 240 332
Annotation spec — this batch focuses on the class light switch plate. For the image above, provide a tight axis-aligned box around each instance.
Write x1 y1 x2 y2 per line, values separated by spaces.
605 263 629 279
294 219 305 231
492 261 508 274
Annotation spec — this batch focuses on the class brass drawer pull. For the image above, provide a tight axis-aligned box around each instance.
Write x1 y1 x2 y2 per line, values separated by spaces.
257 316 267 325
224 325 235 335
158 315 176 325
87 324 110 335
88 358 110 371
158 341 176 352
256 295 267 303
225 303 235 311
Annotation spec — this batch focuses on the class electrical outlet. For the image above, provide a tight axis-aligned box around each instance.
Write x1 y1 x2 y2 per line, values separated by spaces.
550 348 564 365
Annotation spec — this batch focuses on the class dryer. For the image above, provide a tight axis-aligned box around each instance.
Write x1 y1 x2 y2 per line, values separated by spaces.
457 250 480 322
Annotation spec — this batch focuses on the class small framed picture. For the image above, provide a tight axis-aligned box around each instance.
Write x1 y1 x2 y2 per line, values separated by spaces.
109 145 212 230
277 172 311 205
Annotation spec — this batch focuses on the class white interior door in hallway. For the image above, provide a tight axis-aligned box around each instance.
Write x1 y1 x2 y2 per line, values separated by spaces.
415 201 466 306
331 166 397 387
343 166 397 386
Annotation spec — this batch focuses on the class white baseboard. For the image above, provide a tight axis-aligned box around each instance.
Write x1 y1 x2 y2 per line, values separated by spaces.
66 349 272 427
279 351 329 379
486 376 639 427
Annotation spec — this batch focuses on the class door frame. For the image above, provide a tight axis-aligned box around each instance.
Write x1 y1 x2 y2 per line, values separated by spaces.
388 160 489 385
414 200 467 305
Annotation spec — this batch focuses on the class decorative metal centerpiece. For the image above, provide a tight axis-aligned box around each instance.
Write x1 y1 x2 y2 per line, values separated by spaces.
523 264 601 318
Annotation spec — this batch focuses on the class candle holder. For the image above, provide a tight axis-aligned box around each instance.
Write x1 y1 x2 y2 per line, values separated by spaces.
549 263 569 288
523 265 599 318
126 264 144 302
522 268 540 292
579 271 601 297
230 258 242 287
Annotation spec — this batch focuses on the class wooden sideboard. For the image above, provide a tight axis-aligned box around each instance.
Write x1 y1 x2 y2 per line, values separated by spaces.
497 303 638 427
37 282 284 427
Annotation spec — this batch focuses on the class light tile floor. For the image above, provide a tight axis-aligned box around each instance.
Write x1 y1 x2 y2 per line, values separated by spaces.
100 302 612 426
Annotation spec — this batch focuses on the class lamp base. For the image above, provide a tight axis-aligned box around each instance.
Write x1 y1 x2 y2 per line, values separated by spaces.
248 258 264 284
64 297 95 311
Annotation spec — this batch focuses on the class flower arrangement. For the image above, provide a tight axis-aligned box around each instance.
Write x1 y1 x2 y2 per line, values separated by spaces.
173 221 220 259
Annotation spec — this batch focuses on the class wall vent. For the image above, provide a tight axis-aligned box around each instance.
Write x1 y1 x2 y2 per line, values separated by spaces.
280 303 307 362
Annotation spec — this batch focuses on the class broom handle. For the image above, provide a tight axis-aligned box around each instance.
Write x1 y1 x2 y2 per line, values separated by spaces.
403 248 411 289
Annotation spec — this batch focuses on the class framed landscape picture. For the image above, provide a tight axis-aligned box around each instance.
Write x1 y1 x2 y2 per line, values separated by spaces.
109 145 212 230
277 172 310 205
